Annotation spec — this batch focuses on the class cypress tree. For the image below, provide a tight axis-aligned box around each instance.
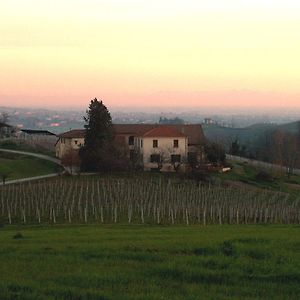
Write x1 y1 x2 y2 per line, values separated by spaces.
79 98 115 171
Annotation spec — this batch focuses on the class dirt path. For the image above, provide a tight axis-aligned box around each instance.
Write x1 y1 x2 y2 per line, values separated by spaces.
0 148 61 165
0 174 59 186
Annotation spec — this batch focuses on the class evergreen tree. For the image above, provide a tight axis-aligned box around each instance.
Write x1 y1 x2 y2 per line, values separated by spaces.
229 139 240 155
79 98 115 171
229 139 247 157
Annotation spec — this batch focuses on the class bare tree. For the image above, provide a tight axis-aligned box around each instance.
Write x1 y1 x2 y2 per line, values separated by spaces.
61 149 81 174
283 133 299 176
267 129 300 176
0 112 9 124
270 129 285 172
150 148 167 171
149 146 187 172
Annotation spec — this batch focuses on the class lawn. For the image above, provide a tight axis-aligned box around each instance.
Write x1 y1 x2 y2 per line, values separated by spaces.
0 140 55 157
0 224 299 300
0 152 59 181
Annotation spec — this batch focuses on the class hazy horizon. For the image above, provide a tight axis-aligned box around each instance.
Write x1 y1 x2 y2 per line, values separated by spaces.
1 1 300 108
2 104 300 116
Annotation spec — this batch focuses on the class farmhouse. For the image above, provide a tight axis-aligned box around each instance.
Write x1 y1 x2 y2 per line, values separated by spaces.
55 124 205 171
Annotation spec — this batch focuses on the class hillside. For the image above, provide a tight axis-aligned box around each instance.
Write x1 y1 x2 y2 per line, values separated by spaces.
277 120 300 134
203 121 300 151
0 152 60 181
0 140 55 157
213 160 300 198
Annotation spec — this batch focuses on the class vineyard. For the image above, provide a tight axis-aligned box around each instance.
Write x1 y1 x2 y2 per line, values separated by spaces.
0 176 299 225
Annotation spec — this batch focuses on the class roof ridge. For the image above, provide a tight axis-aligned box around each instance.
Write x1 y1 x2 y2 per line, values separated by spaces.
57 124 204 144
143 125 186 137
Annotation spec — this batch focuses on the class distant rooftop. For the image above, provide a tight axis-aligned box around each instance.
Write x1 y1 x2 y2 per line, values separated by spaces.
59 129 85 138
21 129 56 136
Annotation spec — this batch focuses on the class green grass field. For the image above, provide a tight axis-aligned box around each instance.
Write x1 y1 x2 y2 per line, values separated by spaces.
0 224 299 300
0 140 55 157
0 152 59 180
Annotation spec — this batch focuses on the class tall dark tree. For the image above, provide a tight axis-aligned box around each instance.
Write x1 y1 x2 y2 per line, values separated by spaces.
79 98 115 172
298 121 300 139
229 139 240 156
229 139 247 156
204 142 226 165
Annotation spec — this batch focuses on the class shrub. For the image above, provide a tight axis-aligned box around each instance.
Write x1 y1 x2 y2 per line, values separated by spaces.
13 232 24 239
220 241 236 257
188 171 211 184
255 171 274 182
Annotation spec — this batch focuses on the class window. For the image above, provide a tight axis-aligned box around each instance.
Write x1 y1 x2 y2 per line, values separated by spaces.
153 140 158 148
150 154 160 163
74 140 78 145
171 154 181 163
141 139 143 148
128 136 134 145
173 139 179 148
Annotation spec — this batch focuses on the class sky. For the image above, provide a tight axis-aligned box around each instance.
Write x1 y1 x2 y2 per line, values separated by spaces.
1 0 300 109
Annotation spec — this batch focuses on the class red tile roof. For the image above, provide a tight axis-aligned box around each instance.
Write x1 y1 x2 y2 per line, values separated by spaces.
58 124 205 145
143 126 186 138
59 129 85 138
173 124 205 145
113 124 205 144
113 124 157 135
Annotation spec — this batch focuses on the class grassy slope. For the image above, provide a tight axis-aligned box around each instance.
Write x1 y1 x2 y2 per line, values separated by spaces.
0 140 55 157
0 224 299 300
203 121 300 149
277 121 300 134
202 123 275 146
0 153 59 180
214 161 300 198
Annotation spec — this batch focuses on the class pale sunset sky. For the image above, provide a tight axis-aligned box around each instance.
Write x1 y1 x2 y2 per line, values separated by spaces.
1 0 300 108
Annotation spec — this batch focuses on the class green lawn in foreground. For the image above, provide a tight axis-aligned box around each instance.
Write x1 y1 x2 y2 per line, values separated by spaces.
0 225 299 300
0 153 59 180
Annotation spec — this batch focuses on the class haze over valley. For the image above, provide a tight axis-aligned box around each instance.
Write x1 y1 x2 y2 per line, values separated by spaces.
1 105 300 134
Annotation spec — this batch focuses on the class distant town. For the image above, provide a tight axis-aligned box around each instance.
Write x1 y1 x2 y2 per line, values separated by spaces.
1 105 300 134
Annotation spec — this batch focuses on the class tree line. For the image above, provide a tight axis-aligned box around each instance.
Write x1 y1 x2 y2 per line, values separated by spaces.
228 122 300 174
